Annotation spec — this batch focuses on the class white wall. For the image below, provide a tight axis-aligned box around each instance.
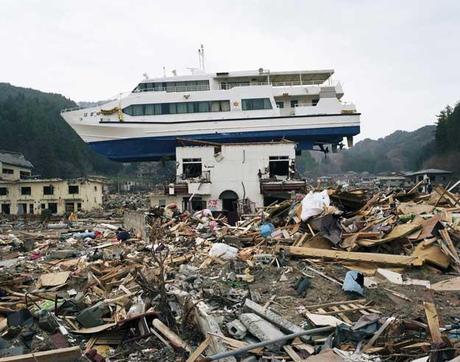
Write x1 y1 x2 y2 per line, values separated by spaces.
175 142 296 210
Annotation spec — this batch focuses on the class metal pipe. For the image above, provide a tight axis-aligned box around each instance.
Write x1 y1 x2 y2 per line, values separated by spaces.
204 326 335 360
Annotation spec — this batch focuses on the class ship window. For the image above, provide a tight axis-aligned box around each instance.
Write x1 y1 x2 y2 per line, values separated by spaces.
211 101 220 112
122 100 230 116
134 80 210 93
221 101 230 112
276 101 284 109
144 104 156 115
177 103 187 114
312 98 319 106
290 100 298 108
242 98 272 111
132 105 144 116
198 102 210 112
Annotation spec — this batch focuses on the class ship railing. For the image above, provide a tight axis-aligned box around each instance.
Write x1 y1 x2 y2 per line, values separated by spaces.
293 101 355 107
61 106 83 113
133 85 210 93
220 79 339 89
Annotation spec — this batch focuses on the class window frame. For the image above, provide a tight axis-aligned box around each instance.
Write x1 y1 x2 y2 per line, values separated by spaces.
122 100 230 117
68 185 79 195
21 186 32 195
242 98 273 111
43 185 54 195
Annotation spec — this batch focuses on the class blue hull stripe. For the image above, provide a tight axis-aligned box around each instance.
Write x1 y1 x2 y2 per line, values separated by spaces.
89 126 360 162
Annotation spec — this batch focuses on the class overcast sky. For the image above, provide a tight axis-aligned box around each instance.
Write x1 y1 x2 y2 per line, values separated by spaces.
1 0 459 140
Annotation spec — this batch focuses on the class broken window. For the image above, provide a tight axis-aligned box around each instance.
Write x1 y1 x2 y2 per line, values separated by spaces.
20 171 31 179
0 187 8 196
21 187 31 195
17 203 27 214
183 196 206 211
29 204 34 214
269 156 289 177
65 202 75 212
2 168 14 175
182 158 202 179
68 185 79 194
1 204 10 214
48 202 58 214
43 185 54 195
77 202 82 211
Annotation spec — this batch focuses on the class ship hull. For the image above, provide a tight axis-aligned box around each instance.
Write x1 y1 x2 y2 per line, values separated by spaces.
87 124 360 161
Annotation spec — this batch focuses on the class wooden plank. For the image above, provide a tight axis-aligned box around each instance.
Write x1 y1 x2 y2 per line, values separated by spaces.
358 224 422 247
424 300 443 344
186 335 212 362
348 303 370 315
313 305 366 315
152 318 192 352
363 317 395 352
280 246 423 266
0 346 81 362
304 299 366 309
330 306 352 324
283 345 304 362
337 305 354 323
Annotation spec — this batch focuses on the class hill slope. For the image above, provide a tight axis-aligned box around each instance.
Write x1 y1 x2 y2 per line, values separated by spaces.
298 125 437 175
340 125 436 173
0 83 121 178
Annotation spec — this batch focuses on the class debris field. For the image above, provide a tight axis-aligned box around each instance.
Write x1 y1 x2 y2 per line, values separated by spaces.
1 184 460 361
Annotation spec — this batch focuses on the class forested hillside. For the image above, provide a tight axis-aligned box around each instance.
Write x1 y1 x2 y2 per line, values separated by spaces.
0 83 121 178
423 103 460 173
298 102 459 176
340 125 435 173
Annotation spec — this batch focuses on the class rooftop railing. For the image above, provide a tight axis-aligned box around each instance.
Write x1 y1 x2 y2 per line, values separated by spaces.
221 79 339 89
133 84 211 93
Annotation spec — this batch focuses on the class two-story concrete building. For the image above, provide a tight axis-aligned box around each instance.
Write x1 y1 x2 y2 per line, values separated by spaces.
0 151 33 181
0 151 106 216
150 140 306 222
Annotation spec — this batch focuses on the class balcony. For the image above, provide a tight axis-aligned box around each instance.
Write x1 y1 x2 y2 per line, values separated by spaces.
176 170 211 184
260 178 306 194
187 182 211 195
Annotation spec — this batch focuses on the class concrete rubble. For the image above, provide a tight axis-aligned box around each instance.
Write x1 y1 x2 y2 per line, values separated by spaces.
0 183 460 361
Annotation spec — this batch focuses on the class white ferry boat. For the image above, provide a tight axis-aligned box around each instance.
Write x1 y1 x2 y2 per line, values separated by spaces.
61 68 360 161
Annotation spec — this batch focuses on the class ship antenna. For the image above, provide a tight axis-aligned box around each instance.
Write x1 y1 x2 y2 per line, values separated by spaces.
163 66 166 77
198 44 205 71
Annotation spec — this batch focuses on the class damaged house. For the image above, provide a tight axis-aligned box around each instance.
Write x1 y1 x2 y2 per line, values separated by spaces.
0 151 106 215
150 140 306 222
